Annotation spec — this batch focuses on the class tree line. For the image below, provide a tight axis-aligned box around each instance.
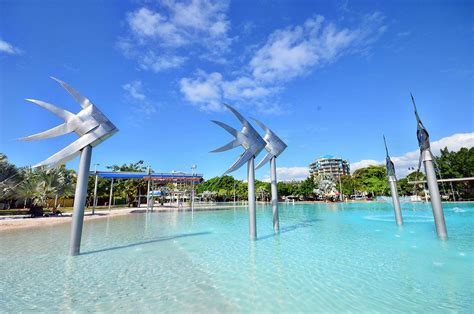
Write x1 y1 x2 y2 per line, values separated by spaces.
1 147 472 212
197 147 474 201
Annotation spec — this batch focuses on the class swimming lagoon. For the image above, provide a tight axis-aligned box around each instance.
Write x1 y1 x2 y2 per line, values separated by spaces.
1 202 472 312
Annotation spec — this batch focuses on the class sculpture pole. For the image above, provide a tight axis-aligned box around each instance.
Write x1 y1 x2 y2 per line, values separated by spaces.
253 119 287 233
69 145 92 255
412 94 447 239
270 156 279 232
384 136 402 225
423 149 447 239
388 177 402 225
248 157 257 239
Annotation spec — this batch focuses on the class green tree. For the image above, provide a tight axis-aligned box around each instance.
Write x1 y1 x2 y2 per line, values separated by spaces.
297 176 316 198
0 153 21 203
435 147 474 199
15 166 74 209
352 165 388 198
339 175 355 196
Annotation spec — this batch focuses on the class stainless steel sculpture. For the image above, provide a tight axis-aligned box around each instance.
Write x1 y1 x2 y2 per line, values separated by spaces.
411 94 447 239
211 104 265 239
254 119 287 232
20 77 118 254
383 136 403 226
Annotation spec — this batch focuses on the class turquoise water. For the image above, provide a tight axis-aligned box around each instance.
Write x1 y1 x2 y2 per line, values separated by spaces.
1 202 473 312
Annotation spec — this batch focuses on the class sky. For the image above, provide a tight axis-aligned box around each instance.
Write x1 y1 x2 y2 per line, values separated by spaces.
0 0 473 181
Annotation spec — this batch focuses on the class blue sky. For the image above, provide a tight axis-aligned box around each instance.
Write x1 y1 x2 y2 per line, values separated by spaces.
0 0 473 180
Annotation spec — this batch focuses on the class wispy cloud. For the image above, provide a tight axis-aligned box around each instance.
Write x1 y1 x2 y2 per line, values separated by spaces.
396 31 411 37
261 166 310 182
0 39 22 55
351 133 474 177
122 80 158 118
180 12 386 112
119 0 231 72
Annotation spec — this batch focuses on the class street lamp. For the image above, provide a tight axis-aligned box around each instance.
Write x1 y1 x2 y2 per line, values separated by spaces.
92 163 100 215
191 164 197 213
233 181 237 204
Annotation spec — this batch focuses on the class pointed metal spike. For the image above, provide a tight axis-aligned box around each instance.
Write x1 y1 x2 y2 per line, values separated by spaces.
383 135 389 157
18 123 74 141
50 76 92 109
411 93 422 123
25 98 75 121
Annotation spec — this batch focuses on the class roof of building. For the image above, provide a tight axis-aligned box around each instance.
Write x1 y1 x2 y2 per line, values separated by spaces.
89 171 203 181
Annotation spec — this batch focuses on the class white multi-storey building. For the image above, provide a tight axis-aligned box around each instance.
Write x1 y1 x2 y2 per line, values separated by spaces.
309 155 350 179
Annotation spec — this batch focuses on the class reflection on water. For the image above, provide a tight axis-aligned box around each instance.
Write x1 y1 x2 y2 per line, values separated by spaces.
0 202 472 312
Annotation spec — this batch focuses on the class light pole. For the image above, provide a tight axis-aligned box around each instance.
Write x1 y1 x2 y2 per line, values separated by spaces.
92 163 99 215
146 166 151 212
191 164 197 213
233 181 237 204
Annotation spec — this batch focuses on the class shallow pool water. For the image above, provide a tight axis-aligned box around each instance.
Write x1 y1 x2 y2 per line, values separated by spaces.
1 202 473 312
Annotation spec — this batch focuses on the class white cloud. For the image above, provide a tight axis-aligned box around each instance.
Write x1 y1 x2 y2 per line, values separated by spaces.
120 0 231 72
351 133 474 177
179 71 223 111
250 13 385 82
123 80 146 100
179 12 385 112
139 52 187 72
262 167 310 182
0 39 22 55
122 80 157 118
350 159 382 172
179 70 277 111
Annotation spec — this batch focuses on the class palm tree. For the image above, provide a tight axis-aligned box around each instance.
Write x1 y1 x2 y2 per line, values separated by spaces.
15 168 38 208
15 166 75 210
0 153 20 204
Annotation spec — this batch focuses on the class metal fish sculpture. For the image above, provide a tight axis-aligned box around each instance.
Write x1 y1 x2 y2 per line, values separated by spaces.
253 119 287 170
19 77 118 167
211 104 265 174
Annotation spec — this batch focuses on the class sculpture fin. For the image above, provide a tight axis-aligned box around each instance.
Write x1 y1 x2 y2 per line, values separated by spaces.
224 149 254 175
51 77 92 109
224 104 250 127
18 123 75 141
32 132 96 167
255 153 273 170
25 98 75 121
252 118 271 134
211 120 239 138
211 139 240 153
